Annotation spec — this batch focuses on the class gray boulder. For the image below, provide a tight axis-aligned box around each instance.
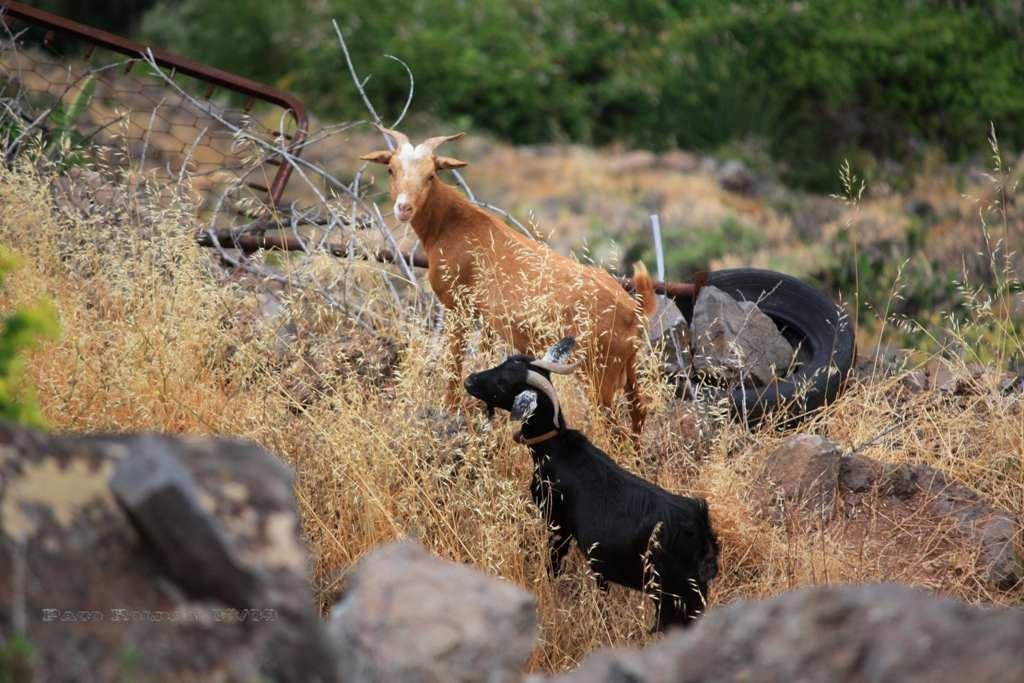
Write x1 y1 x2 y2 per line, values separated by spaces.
649 296 691 378
691 285 795 385
329 540 537 683
537 583 1024 683
0 421 335 683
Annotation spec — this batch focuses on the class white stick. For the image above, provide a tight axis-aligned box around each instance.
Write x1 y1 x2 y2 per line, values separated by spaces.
650 213 666 301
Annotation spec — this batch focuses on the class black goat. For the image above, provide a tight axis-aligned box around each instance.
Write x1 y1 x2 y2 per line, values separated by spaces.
464 337 719 631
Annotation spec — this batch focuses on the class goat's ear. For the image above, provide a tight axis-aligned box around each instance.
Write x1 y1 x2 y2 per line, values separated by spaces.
542 336 576 364
360 150 393 165
511 390 538 421
435 156 468 170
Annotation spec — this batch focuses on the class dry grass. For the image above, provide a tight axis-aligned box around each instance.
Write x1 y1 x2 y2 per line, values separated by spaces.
1 157 1022 674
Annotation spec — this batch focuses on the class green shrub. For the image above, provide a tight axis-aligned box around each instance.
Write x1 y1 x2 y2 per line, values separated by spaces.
0 248 59 427
135 0 1024 189
624 215 764 277
32 0 157 37
2 76 97 170
0 634 35 683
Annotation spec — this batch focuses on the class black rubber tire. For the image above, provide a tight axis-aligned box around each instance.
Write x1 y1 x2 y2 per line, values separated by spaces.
670 268 856 426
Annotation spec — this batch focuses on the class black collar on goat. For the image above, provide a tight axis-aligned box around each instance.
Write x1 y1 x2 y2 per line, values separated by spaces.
464 336 720 632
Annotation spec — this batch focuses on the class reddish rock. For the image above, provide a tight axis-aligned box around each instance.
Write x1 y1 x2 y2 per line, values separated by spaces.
757 434 1022 589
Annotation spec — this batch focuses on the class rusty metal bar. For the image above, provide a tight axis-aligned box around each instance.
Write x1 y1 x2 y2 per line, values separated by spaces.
0 0 309 207
617 276 695 299
197 231 430 269
692 270 709 300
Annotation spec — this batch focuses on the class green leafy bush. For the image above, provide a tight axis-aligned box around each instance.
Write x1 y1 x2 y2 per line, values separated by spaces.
0 248 59 427
624 215 764 276
32 0 157 38
136 0 1024 189
0 634 35 683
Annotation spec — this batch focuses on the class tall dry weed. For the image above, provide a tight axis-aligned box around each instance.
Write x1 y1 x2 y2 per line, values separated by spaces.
0 156 1021 673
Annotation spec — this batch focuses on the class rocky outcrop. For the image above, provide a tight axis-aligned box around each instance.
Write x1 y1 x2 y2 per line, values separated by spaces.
329 540 536 683
838 454 1022 589
536 584 1024 683
0 422 335 683
691 285 795 385
5 418 1022 683
851 349 1020 396
0 417 539 682
758 434 842 522
755 434 1023 589
922 357 1017 395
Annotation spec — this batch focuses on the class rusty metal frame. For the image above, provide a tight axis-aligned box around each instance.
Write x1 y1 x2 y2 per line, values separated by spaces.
0 0 308 207
0 2 706 301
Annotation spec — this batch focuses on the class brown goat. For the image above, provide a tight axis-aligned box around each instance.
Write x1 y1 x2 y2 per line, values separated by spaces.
361 125 657 436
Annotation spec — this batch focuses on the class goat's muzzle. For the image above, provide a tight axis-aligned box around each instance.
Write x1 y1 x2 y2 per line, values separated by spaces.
463 375 495 418
394 198 414 222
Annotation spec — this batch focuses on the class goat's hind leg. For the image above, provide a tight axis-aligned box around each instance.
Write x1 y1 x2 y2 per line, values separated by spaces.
651 596 689 633
652 584 705 632
623 353 647 441
595 364 635 444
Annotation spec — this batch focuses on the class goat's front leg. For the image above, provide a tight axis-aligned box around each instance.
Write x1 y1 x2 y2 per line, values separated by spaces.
534 477 572 578
547 528 572 578
444 317 469 410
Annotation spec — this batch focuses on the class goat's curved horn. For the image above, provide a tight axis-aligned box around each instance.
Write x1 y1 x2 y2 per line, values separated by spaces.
372 122 410 148
422 132 465 152
526 369 562 429
530 359 579 375
542 336 577 364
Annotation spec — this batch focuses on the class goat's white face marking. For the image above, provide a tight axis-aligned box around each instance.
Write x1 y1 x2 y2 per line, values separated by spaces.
512 390 538 422
389 143 437 222
397 142 430 171
362 131 466 223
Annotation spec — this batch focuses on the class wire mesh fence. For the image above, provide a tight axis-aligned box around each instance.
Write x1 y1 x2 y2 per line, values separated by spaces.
0 3 307 229
0 0 449 333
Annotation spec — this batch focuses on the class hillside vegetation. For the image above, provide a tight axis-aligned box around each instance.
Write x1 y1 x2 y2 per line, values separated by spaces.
136 0 1024 190
26 0 1024 189
1 140 1022 671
